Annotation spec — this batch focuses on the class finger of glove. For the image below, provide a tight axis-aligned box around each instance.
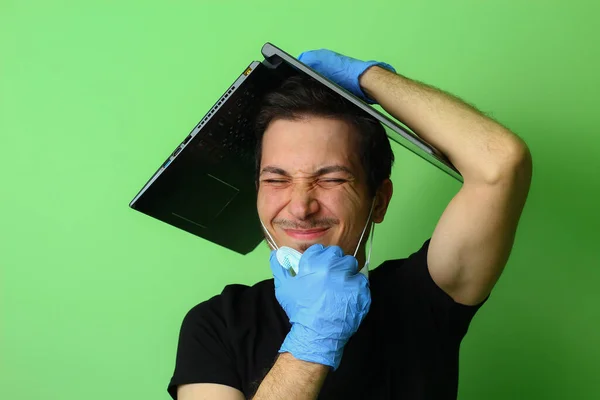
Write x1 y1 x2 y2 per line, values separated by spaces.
301 243 326 258
298 50 367 99
325 245 345 258
298 50 323 68
323 255 359 279
297 243 326 274
269 250 290 288
299 244 345 274
330 254 359 276
298 49 345 75
298 49 338 63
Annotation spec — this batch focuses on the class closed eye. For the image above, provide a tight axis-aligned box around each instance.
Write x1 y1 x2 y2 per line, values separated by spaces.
263 179 288 183
319 178 348 187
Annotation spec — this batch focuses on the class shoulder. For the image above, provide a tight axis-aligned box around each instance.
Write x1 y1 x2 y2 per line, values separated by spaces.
370 239 431 283
373 238 487 304
369 239 433 302
370 239 486 334
169 279 280 396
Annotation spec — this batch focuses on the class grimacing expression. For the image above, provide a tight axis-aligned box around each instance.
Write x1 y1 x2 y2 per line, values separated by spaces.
256 115 392 258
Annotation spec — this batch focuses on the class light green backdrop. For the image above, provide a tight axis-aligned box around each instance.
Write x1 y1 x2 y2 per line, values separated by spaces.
1 1 599 399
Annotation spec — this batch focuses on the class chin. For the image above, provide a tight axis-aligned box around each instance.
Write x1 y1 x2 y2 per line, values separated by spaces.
296 242 314 252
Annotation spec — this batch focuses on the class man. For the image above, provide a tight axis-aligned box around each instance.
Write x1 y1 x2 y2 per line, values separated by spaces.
168 49 532 399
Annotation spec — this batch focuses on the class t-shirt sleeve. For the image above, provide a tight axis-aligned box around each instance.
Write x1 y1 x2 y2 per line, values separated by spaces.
374 239 487 339
167 295 242 399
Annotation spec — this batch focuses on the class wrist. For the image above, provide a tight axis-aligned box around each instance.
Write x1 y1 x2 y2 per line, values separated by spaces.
277 352 331 374
252 346 329 400
280 323 346 370
359 65 391 101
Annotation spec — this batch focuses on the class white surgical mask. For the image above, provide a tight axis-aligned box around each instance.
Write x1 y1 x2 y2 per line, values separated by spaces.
260 200 376 278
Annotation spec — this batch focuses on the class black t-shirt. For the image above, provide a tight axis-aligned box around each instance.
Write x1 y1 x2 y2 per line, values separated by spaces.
168 239 486 399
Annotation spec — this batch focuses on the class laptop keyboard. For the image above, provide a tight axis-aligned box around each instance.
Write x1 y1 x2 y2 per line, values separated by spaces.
195 84 259 166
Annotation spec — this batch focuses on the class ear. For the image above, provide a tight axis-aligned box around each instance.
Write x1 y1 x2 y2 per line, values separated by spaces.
372 179 393 224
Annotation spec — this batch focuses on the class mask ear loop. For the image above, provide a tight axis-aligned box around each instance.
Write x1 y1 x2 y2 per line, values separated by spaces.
260 220 279 250
354 199 376 277
353 200 375 258
364 222 375 270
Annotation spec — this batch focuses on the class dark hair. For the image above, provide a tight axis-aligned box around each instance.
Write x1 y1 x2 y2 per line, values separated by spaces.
254 75 394 196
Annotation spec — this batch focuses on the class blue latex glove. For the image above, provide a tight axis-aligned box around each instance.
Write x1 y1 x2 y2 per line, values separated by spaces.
270 244 372 371
298 49 396 104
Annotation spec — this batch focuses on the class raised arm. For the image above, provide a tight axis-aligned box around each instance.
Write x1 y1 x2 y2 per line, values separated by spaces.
359 66 532 305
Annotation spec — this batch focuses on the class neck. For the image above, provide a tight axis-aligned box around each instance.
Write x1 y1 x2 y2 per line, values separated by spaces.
355 247 368 273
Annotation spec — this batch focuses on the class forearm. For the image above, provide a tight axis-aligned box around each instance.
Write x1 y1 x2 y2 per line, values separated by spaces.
360 66 529 183
251 352 329 400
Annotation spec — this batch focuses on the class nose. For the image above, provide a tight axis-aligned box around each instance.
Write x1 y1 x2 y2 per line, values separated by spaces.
287 183 320 221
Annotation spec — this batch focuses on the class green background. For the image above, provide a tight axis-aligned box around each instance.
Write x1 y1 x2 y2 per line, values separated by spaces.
1 1 599 399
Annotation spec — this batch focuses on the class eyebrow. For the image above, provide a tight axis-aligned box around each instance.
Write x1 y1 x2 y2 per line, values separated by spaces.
260 165 354 177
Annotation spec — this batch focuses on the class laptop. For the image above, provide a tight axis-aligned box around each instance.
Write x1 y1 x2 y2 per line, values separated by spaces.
129 42 461 255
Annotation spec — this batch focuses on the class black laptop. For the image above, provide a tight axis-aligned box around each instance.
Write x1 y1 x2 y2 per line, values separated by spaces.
129 42 461 255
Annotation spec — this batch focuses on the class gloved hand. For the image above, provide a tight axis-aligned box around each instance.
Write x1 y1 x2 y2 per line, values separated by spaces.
270 244 372 371
298 48 396 104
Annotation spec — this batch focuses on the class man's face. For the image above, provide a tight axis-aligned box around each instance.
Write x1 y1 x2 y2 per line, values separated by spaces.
257 115 374 256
